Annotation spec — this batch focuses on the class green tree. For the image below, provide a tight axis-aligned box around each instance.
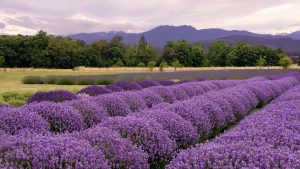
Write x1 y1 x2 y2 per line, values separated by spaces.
108 35 125 66
137 62 145 67
113 59 124 67
0 56 5 67
159 61 168 72
278 54 292 68
171 60 181 71
227 43 258 66
147 61 156 72
256 56 266 67
207 41 232 66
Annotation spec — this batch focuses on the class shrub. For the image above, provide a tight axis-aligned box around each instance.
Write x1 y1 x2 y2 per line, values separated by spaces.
132 110 199 149
147 61 156 71
92 94 131 117
137 62 145 67
0 134 110 168
65 99 108 128
77 85 112 96
169 86 190 101
44 77 56 84
278 54 292 68
166 103 212 136
56 78 75 85
22 76 44 84
100 116 176 162
114 81 143 91
96 79 114 85
0 107 50 135
157 80 176 86
137 90 164 108
119 92 147 112
78 79 95 85
2 91 34 107
71 126 149 168
113 59 124 67
138 80 161 88
105 84 124 92
28 90 78 103
159 61 168 72
147 86 176 104
21 102 85 133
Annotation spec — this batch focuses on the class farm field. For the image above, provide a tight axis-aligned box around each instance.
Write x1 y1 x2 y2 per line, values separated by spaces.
0 71 300 168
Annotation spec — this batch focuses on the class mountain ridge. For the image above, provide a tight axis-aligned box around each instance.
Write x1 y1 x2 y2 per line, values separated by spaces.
68 25 300 55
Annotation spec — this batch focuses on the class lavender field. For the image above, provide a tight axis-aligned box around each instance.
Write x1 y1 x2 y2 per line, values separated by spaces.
1 72 300 168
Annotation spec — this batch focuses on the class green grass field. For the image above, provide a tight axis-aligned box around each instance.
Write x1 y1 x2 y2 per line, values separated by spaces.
0 69 130 106
0 66 298 106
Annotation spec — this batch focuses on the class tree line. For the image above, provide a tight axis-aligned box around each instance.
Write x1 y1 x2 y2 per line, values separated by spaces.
0 31 293 69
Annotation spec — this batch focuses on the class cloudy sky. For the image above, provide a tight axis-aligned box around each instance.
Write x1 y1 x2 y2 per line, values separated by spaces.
0 0 299 35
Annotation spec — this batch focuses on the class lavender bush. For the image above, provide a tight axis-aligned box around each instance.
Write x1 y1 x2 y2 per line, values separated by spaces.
114 81 143 91
0 107 50 135
77 85 112 96
138 80 161 88
0 133 110 168
71 126 149 169
22 102 85 133
28 90 78 103
99 116 176 162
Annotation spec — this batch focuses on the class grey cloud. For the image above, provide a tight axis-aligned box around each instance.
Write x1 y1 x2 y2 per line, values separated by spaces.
0 0 300 34
0 22 5 29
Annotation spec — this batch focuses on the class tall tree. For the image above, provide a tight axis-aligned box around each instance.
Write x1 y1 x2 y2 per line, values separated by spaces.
207 41 232 66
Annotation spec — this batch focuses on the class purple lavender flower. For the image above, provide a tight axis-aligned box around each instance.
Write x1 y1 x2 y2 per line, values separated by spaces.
71 126 149 169
77 85 112 96
28 90 78 103
138 80 161 88
92 94 131 117
105 84 124 92
136 90 164 108
169 85 190 101
131 110 199 149
0 133 110 168
65 99 108 128
114 81 143 91
119 92 147 112
21 102 85 133
0 107 50 135
147 86 176 104
157 80 177 86
99 116 176 162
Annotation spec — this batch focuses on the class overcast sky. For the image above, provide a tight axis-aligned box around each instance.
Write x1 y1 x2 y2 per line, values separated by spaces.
0 0 299 35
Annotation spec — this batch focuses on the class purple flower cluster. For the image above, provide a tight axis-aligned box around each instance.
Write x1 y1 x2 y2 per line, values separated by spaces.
71 126 149 169
92 94 131 117
157 80 177 86
0 133 110 168
99 116 176 161
167 83 300 169
65 99 108 128
104 84 124 92
77 85 112 96
114 81 143 91
28 90 78 103
138 80 161 88
0 107 50 135
21 102 85 133
147 86 176 104
131 110 199 149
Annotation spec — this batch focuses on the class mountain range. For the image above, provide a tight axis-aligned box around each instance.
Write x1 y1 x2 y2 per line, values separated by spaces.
69 25 300 55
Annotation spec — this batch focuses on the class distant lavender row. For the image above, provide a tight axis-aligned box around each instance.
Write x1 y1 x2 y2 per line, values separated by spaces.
167 83 300 168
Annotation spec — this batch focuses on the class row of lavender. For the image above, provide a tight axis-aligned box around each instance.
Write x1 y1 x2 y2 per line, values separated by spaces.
26 79 191 104
0 74 299 168
0 79 245 135
167 82 300 168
